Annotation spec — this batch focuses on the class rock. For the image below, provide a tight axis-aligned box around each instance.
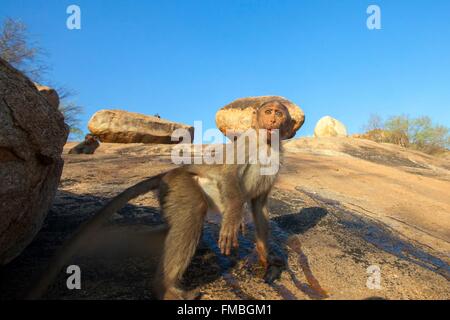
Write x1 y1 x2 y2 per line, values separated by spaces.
88 110 194 144
215 96 305 139
34 83 60 109
2 137 449 299
0 58 69 265
314 116 347 137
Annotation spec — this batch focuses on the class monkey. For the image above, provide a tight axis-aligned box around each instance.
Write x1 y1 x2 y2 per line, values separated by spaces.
68 134 100 155
28 100 293 300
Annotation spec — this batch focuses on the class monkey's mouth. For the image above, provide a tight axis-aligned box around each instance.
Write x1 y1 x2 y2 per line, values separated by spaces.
266 128 279 135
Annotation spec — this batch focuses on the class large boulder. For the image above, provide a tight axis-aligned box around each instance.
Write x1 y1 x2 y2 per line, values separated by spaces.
216 96 305 139
88 110 194 144
314 116 347 138
34 83 60 109
0 59 69 265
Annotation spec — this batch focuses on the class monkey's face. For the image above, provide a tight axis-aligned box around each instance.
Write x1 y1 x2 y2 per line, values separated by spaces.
257 102 292 141
85 134 99 145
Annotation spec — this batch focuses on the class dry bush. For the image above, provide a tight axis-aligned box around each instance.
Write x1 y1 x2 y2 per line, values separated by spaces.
360 114 449 155
0 17 83 139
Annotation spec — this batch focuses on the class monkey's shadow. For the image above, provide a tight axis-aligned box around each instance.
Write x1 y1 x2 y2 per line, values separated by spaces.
181 202 329 300
0 191 328 300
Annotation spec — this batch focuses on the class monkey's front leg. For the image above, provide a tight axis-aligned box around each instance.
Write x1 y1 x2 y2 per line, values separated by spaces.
219 212 243 255
218 174 245 256
251 195 284 283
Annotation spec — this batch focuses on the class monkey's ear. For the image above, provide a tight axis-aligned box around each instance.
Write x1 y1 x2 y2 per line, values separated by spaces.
280 118 295 140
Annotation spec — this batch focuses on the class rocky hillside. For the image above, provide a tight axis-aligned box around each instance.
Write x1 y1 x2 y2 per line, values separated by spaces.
1 137 449 300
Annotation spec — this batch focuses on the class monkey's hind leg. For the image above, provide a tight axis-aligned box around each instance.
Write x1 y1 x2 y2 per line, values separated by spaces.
154 170 208 300
251 195 285 284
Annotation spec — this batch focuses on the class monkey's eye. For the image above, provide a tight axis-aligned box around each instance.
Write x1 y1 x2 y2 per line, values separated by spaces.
265 109 272 115
275 111 283 117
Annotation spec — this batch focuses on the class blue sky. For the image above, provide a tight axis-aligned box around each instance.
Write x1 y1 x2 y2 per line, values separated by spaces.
2 0 450 141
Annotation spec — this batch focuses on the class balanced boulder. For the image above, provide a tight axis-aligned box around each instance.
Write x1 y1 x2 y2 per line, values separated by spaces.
216 96 305 139
88 110 194 144
0 58 69 265
314 116 347 138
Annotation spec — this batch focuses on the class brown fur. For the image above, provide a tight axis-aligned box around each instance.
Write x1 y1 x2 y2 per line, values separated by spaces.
28 103 291 300
68 134 100 155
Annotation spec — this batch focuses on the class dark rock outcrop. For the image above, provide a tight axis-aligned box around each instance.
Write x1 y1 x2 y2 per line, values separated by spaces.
0 58 69 265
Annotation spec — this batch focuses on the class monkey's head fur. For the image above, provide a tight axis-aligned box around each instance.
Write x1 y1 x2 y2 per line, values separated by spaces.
255 100 293 143
85 134 100 145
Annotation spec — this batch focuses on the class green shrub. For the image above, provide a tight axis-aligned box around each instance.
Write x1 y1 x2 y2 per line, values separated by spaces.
362 114 449 155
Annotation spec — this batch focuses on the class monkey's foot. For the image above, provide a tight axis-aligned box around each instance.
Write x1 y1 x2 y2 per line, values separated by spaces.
263 256 285 284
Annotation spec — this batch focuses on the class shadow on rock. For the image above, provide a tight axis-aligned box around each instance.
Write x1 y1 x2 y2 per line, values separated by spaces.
271 207 330 300
1 190 332 300
0 190 164 300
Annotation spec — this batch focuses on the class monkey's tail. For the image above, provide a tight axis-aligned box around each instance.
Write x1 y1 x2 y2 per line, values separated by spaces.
26 173 165 300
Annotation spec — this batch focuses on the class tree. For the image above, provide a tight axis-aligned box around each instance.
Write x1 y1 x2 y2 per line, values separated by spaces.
59 102 83 137
384 115 410 136
0 17 47 82
55 86 84 139
0 17 83 139
363 114 449 154
363 114 384 132
409 116 449 153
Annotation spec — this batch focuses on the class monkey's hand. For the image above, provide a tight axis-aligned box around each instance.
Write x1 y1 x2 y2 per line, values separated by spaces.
219 219 241 255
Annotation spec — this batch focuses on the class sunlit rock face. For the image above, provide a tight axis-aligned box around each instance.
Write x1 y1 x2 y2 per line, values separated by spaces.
216 96 305 139
314 116 347 138
88 110 194 144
